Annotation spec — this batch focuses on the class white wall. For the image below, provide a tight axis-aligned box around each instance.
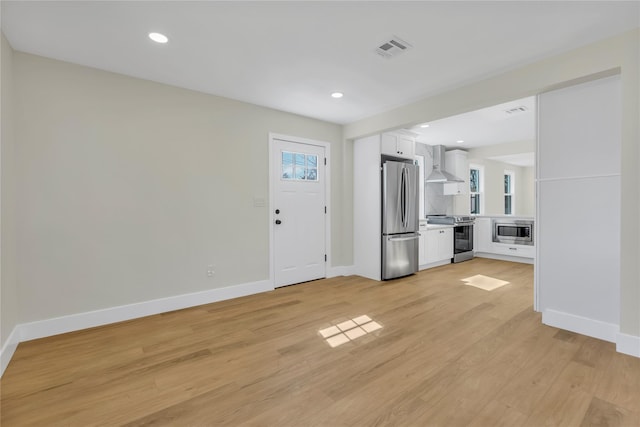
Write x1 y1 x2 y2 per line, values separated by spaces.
344 29 639 341
538 75 621 342
520 167 535 217
353 135 381 280
12 52 344 324
1 34 18 356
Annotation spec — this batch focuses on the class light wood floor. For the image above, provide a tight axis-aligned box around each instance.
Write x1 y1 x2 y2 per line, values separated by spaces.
2 258 639 426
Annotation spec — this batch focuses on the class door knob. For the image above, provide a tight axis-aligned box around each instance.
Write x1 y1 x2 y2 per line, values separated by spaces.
275 219 282 225
275 209 280 214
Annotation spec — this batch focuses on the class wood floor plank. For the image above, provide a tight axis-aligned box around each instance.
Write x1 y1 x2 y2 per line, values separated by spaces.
593 347 640 413
1 258 638 426
580 397 630 427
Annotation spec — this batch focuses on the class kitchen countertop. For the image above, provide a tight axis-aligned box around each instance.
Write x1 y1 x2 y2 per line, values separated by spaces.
420 223 455 230
473 215 534 220
419 219 456 229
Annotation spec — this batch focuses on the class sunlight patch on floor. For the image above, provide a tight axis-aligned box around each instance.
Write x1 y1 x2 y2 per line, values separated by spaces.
318 315 383 348
461 274 510 291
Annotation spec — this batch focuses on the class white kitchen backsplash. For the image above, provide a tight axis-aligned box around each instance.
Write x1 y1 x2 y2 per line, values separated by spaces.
417 142 454 216
426 183 452 215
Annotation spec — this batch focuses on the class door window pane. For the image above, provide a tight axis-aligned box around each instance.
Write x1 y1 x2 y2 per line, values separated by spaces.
282 151 320 181
282 151 293 179
294 153 306 180
306 155 318 181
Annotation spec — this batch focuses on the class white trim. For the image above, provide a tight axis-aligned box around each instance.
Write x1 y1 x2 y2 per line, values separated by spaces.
469 163 484 215
537 173 621 183
503 169 515 216
421 259 452 270
268 133 332 287
534 96 540 313
20 279 273 343
542 309 618 343
1 326 20 377
327 265 356 278
616 332 640 358
0 279 273 377
474 252 534 265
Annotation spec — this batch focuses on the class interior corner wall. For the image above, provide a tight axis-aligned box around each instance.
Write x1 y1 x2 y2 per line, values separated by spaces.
344 29 640 339
12 52 344 324
1 32 18 350
519 167 535 217
341 138 354 266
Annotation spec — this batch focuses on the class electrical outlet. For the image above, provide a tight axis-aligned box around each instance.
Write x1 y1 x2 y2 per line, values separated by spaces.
207 265 215 277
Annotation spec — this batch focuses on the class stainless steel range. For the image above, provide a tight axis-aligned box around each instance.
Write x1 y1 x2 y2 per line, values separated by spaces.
427 215 475 263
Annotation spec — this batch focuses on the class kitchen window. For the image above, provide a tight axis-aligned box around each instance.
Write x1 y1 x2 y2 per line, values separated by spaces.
504 170 514 215
469 165 483 215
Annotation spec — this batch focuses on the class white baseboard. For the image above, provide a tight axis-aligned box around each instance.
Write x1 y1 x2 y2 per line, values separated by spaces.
475 253 534 264
327 265 356 278
1 326 20 377
542 309 618 343
616 332 640 358
0 279 273 377
19 279 273 343
420 259 452 270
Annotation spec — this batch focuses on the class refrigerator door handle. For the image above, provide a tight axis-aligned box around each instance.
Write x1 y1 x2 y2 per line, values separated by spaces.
387 234 420 242
402 167 409 229
400 167 405 228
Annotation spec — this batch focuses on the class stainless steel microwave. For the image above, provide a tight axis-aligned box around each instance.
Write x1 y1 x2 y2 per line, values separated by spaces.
492 219 534 246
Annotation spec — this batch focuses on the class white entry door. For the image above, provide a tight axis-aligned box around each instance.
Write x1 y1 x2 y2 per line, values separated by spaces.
272 138 326 288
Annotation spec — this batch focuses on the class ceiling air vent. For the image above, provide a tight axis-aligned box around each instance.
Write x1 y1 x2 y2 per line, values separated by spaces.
504 106 528 115
375 36 412 58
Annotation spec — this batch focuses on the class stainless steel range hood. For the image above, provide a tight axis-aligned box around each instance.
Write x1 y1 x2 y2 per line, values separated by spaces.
425 145 464 183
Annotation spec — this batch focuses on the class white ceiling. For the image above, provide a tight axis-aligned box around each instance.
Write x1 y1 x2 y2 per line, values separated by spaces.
2 1 639 124
487 152 535 168
410 96 536 150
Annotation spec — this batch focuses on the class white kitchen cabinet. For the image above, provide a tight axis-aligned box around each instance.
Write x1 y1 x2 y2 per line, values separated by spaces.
418 222 428 269
492 243 535 258
473 216 535 264
425 227 453 265
443 150 469 196
473 218 492 253
381 132 415 160
354 131 418 281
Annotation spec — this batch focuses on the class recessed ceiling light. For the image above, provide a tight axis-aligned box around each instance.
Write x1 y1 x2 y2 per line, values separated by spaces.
420 124 430 128
331 92 343 99
457 140 464 144
149 32 168 44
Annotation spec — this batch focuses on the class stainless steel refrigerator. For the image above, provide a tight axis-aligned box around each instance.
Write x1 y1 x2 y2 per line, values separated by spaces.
382 160 419 280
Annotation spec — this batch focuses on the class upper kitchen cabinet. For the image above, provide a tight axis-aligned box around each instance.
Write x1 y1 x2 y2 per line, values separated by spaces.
381 131 416 160
353 130 418 281
443 150 469 195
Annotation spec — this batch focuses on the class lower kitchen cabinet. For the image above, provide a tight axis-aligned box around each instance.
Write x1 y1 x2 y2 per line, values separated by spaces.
418 223 428 268
425 227 453 266
491 242 535 258
473 217 535 263
473 218 492 252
